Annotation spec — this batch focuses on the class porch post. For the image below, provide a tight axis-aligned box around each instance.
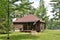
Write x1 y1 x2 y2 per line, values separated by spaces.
27 23 28 30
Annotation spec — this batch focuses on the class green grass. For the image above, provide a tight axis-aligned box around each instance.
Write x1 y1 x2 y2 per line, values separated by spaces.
0 30 60 40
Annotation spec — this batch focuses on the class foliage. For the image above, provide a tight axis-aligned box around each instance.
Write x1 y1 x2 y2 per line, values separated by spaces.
11 0 33 18
51 0 60 19
0 0 13 33
0 0 34 33
48 0 60 29
47 19 60 29
34 0 49 27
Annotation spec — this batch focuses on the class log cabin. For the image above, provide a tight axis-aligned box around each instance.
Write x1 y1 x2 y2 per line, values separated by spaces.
13 14 46 32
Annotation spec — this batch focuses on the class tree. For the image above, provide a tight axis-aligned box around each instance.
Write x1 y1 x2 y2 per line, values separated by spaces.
34 0 49 28
0 0 33 33
49 0 60 29
50 0 60 19
0 0 8 33
0 0 15 33
12 0 33 17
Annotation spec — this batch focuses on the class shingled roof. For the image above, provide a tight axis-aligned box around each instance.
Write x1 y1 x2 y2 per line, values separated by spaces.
13 14 45 23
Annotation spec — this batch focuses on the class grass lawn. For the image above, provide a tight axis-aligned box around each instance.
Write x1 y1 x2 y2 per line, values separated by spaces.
0 30 60 40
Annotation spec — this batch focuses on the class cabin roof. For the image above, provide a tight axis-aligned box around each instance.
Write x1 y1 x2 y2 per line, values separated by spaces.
13 14 45 23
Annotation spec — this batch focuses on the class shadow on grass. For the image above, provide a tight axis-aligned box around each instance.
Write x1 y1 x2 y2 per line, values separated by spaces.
0 34 39 40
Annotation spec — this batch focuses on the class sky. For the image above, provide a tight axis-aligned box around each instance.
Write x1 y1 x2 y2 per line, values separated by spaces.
29 0 54 19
